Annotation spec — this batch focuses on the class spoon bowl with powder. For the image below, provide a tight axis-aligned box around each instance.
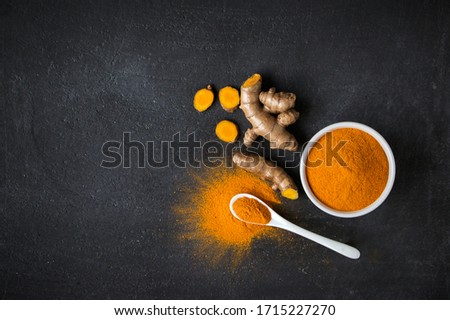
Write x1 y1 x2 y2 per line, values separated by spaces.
230 193 361 259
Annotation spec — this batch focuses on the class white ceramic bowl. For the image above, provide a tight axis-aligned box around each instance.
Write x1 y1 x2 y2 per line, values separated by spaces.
300 121 396 218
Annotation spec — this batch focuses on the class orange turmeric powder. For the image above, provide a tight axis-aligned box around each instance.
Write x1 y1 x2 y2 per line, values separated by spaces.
233 197 272 224
174 166 281 265
306 128 389 211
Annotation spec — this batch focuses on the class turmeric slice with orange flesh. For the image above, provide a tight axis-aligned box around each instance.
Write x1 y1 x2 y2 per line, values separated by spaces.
219 86 240 112
193 85 214 112
215 120 238 143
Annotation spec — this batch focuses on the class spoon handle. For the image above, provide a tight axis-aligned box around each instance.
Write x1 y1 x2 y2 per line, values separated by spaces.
273 218 360 259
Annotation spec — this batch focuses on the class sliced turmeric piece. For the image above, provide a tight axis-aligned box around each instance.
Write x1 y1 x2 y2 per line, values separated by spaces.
218 86 240 112
215 120 238 143
193 85 214 112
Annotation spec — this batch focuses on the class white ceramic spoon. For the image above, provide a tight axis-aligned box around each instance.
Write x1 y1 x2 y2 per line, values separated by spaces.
229 193 360 260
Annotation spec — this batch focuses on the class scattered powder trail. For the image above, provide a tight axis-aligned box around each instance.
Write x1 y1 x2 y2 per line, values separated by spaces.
174 166 283 267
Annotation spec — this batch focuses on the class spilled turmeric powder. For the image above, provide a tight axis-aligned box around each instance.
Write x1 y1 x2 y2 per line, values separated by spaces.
174 166 282 265
232 197 272 224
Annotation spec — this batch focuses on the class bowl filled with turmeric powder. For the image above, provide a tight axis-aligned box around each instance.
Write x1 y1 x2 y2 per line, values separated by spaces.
300 122 395 218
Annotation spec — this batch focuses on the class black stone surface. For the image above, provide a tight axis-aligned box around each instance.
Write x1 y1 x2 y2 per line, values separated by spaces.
1 0 449 299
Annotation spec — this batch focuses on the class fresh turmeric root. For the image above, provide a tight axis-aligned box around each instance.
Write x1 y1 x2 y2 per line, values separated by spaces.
219 86 240 112
215 120 238 143
260 87 296 113
193 85 214 112
239 74 299 151
233 151 298 200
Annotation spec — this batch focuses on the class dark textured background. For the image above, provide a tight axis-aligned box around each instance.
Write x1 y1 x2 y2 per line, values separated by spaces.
1 0 449 299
